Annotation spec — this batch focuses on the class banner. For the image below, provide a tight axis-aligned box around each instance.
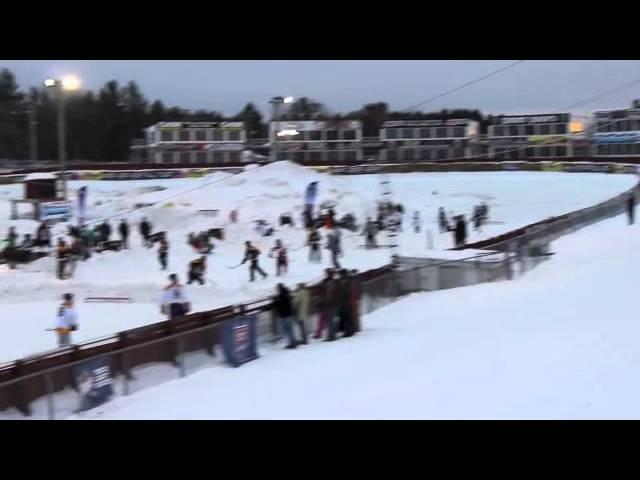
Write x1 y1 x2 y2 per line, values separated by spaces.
77 186 88 226
221 315 259 368
73 356 114 412
40 201 72 221
305 181 319 209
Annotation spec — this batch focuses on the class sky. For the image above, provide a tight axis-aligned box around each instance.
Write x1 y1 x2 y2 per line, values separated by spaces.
2 60 640 119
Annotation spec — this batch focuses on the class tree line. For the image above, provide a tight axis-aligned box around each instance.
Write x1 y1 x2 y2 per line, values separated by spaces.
0 67 488 163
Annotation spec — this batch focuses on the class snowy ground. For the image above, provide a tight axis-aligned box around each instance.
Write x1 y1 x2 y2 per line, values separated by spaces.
0 162 636 362
67 212 640 420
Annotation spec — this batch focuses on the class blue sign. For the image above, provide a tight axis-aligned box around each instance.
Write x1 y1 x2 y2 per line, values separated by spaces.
305 181 319 209
221 315 259 368
73 356 114 412
593 132 640 144
41 201 72 221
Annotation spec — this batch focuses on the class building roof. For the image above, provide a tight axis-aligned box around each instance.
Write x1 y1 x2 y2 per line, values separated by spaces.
24 173 57 181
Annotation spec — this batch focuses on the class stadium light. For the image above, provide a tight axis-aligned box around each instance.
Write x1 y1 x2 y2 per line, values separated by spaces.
283 96 294 104
44 78 57 87
61 75 81 91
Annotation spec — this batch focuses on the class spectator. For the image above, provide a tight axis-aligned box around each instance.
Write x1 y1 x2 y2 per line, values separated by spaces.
314 269 338 341
35 221 51 249
56 238 71 279
119 219 130 249
160 274 190 320
273 283 299 349
292 282 310 344
54 293 78 347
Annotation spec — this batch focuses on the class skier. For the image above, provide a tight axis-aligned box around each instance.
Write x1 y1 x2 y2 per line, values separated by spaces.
454 215 468 248
241 241 268 282
472 205 482 232
327 229 341 269
412 211 421 233
307 227 322 263
627 194 635 225
363 217 378 249
140 217 152 248
187 256 207 285
292 282 311 343
480 201 489 225
160 274 190 320
54 293 78 347
273 283 300 349
118 219 130 249
35 221 51 249
56 238 71 279
158 234 169 271
438 207 449 233
269 239 288 276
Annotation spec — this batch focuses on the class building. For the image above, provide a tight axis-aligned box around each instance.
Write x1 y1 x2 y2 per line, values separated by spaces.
379 119 479 162
488 113 573 159
591 101 640 157
133 121 247 164
269 120 362 163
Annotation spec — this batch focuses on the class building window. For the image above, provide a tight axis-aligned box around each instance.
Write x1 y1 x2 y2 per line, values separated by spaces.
403 128 415 139
619 120 630 131
343 150 357 162
194 130 206 141
509 125 520 136
493 126 503 137
229 151 241 163
326 130 338 141
213 152 226 163
301 131 310 141
293 151 305 163
404 149 415 161
540 146 551 157
419 128 431 139
420 149 431 161
179 151 191 163
555 124 567 135
436 149 448 160
539 124 550 135
326 150 339 162
436 127 447 138
310 131 322 141
453 127 465 138
212 130 224 141
310 151 323 162
386 150 397 162
525 125 535 136
195 151 207 163
525 147 535 158
179 130 190 142
342 130 356 140
161 152 174 163
160 130 174 142
555 146 567 157
385 129 398 140
227 130 241 141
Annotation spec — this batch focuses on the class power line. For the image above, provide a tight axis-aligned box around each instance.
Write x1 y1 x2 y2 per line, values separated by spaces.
401 61 526 113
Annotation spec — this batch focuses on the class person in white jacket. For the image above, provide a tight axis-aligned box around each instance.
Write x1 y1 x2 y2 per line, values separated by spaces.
161 274 191 320
292 283 311 343
55 293 78 347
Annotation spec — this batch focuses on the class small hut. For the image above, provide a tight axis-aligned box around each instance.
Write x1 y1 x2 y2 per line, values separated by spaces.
10 173 68 221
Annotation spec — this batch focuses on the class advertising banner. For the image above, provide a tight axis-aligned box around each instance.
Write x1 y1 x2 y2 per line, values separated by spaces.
541 162 563 172
73 356 114 412
40 201 72 221
528 135 569 145
305 181 319 208
221 315 259 368
592 132 640 144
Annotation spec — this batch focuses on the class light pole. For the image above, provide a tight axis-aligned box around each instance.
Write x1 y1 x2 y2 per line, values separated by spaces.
269 96 294 162
44 75 81 201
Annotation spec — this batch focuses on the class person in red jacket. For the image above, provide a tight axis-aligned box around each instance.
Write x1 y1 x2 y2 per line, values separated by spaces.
269 239 288 276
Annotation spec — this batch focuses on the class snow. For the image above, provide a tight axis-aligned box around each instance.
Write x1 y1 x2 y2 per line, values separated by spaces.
23 172 57 181
0 162 636 363
67 212 640 420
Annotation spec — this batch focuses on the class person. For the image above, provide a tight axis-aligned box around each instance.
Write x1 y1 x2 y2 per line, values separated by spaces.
158 234 169 271
412 211 421 234
54 293 78 347
140 217 152 248
337 269 355 338
35 221 51 249
438 207 448 233
454 215 468 248
4 227 18 270
363 218 378 249
327 229 341 269
187 256 207 285
292 282 311 343
229 209 238 224
118 219 130 249
160 274 190 320
472 205 482 232
627 194 635 225
269 239 288 276
79 227 92 260
349 269 362 333
100 221 112 243
56 238 71 279
303 206 313 230
315 269 338 341
308 228 321 263
242 241 267 281
480 202 489 224
67 236 82 278
273 283 299 349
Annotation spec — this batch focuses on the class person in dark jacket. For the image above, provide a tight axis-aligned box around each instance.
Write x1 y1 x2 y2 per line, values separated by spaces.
242 241 268 282
308 228 321 263
100 221 112 243
438 207 449 233
139 217 152 248
273 283 299 349
158 234 169 270
35 222 51 249
454 215 468 248
56 238 71 279
187 256 206 285
327 229 341 269
627 194 635 225
118 219 130 249
336 269 355 337
314 269 338 341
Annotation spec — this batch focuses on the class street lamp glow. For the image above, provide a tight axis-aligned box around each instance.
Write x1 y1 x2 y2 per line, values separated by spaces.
44 78 57 87
61 75 81 91
283 96 294 104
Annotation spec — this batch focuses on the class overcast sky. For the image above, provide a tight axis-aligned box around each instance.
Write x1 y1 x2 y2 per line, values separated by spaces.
2 60 640 119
